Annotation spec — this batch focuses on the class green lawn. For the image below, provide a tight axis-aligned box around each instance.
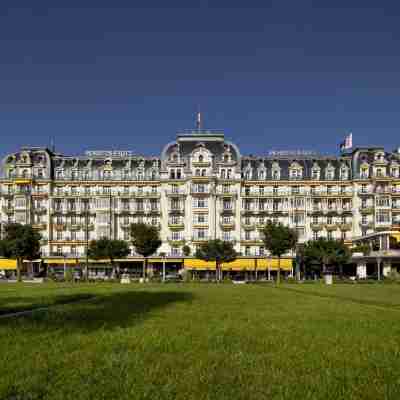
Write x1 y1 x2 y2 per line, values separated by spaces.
1 283 400 400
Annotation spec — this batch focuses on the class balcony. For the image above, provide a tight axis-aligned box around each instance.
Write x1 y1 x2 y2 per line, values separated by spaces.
240 237 263 244
168 221 185 229
67 224 82 231
53 223 66 231
220 220 235 229
338 223 352 231
33 206 47 214
360 206 374 214
169 206 185 214
191 236 210 242
32 223 47 230
241 221 255 229
190 187 211 195
216 189 237 197
133 191 160 198
310 223 324 231
168 237 186 245
165 189 187 196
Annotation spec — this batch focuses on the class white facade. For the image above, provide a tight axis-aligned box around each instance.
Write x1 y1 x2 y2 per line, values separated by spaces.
1 130 400 260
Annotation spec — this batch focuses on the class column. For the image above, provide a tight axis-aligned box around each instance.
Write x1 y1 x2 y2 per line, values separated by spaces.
383 260 392 277
356 261 367 279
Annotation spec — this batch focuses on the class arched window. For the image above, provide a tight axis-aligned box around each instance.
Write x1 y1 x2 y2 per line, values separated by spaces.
199 154 204 162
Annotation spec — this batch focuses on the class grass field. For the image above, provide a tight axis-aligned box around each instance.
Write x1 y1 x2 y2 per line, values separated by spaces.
1 283 400 400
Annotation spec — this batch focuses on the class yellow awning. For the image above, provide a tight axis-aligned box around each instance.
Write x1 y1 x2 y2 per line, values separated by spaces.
14 179 31 184
183 258 293 271
222 259 254 271
256 258 293 271
391 233 400 242
184 259 216 270
0 259 17 270
44 259 78 265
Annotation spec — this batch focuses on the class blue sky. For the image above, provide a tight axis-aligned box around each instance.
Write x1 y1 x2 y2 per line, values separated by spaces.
1 0 400 157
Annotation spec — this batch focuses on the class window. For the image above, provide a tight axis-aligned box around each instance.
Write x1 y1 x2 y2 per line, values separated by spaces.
170 170 175 179
313 231 318 240
245 246 251 256
220 169 226 179
327 231 333 240
195 169 200 176
326 169 334 180
245 231 251 240
272 170 280 180
259 246 264 256
311 169 320 180
198 155 203 162
201 169 206 177
57 231 62 241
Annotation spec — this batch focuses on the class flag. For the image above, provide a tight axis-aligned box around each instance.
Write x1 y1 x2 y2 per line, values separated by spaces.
196 111 202 129
340 132 352 151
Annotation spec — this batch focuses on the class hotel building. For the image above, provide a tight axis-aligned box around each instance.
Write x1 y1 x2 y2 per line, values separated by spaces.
1 128 400 277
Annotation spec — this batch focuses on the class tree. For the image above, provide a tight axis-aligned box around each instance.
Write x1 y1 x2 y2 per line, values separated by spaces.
130 223 162 279
182 244 191 257
303 238 351 280
87 237 130 278
195 239 237 282
261 222 298 284
0 223 41 282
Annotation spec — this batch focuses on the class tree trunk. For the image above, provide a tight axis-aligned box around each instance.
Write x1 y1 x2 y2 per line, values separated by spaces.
277 257 281 285
143 257 147 280
17 257 22 282
216 262 220 283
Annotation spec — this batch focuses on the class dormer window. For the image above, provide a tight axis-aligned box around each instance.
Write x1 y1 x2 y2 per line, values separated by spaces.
22 169 28 178
195 169 200 176
391 167 399 178
227 169 232 179
244 170 251 179
360 164 369 179
56 169 63 179
290 169 302 180
311 169 320 180
272 170 280 180
340 167 349 180
201 169 206 177
259 170 265 180
326 168 335 180
198 155 204 163
221 169 226 179
376 168 384 177
224 154 229 163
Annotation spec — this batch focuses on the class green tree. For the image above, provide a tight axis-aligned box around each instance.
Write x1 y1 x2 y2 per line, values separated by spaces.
182 244 191 257
87 238 130 278
261 222 298 284
303 238 351 279
0 223 41 282
195 239 237 282
130 223 162 279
